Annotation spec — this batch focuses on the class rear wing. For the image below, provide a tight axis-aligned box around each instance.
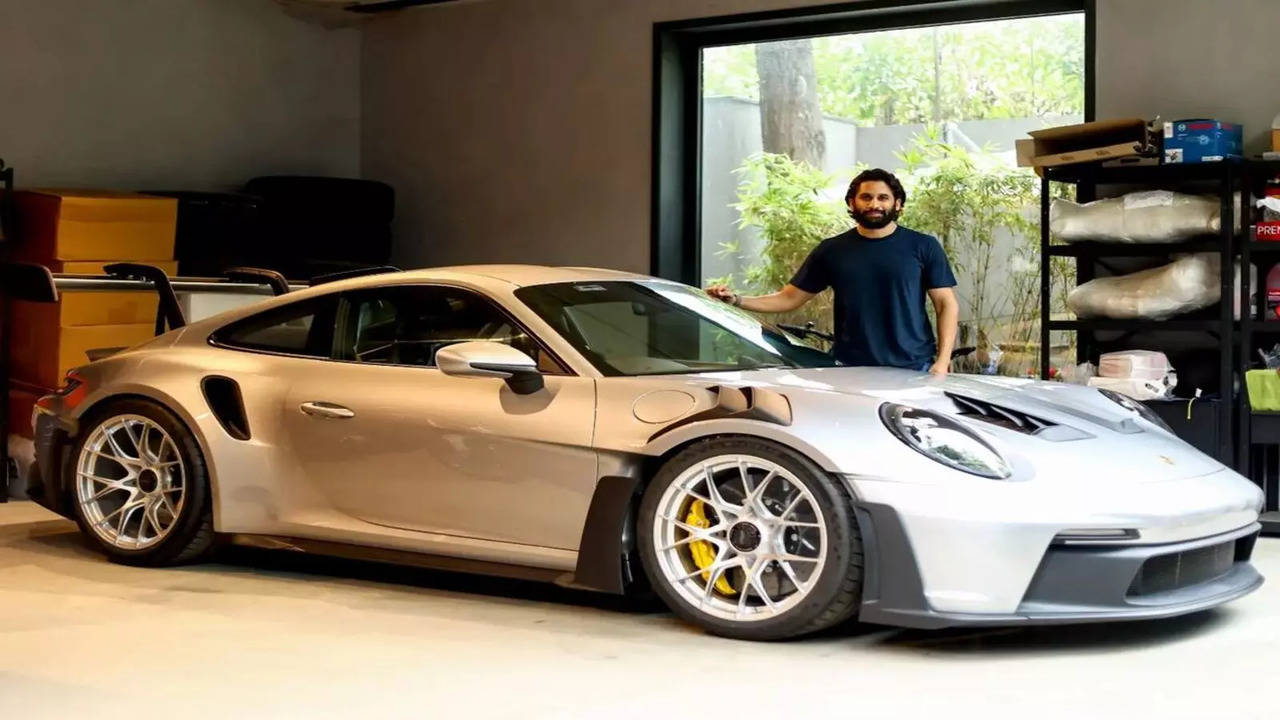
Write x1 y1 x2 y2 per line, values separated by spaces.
1 259 304 382
0 262 305 499
6 262 305 331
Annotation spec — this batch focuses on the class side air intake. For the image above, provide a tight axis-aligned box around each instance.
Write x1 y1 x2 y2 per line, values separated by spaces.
202 376 251 441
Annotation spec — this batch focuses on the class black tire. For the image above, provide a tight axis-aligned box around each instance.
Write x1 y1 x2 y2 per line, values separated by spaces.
637 436 863 641
67 398 215 566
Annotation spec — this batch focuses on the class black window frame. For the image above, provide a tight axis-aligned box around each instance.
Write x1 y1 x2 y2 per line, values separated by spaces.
652 0 1095 285
210 284 575 376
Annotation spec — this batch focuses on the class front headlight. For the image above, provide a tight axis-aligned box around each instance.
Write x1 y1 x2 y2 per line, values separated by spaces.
1097 389 1175 434
879 403 1012 479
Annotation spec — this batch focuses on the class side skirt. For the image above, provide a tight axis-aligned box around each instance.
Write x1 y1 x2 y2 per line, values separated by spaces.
227 534 567 586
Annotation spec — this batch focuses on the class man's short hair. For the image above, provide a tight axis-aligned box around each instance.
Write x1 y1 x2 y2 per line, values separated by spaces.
846 168 907 208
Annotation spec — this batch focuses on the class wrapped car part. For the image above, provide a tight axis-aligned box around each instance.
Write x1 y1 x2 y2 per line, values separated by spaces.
1067 253 1253 320
1051 191 1238 243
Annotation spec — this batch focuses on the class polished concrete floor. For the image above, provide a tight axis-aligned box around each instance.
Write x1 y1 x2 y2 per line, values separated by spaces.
2 500 1277 719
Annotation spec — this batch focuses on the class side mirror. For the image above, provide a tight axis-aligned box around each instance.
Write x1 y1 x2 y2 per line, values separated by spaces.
436 341 545 395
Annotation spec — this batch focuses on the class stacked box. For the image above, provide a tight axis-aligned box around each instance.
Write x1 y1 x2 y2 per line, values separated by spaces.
5 190 176 407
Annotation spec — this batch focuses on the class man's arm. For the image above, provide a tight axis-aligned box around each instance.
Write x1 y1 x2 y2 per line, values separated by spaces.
706 283 815 313
927 286 959 376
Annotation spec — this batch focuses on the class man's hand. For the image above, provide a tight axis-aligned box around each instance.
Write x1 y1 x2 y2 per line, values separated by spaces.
706 284 814 313
705 284 737 304
928 359 950 377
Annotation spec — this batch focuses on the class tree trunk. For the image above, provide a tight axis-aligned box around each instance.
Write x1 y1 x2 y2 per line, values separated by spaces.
932 28 942 123
755 39 826 168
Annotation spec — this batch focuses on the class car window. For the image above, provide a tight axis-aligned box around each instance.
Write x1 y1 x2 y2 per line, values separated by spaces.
333 285 567 374
212 296 338 358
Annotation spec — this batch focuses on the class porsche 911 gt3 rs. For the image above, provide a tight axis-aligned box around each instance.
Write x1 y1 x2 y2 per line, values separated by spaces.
29 265 1264 640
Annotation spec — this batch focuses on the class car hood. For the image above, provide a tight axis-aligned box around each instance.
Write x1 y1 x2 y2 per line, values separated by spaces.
671 366 1225 482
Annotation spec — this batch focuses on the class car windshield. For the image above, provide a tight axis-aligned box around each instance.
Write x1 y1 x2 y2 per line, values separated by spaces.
514 281 837 376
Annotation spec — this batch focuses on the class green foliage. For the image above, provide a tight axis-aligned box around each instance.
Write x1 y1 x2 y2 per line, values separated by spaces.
713 153 852 329
702 15 1085 125
722 141 1076 375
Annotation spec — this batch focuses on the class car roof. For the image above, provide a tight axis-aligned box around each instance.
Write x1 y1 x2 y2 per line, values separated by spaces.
422 264 654 287
172 264 669 336
308 264 659 293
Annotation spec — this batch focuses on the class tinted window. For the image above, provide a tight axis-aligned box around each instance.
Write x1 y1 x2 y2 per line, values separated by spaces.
515 281 835 376
333 285 566 373
213 296 338 358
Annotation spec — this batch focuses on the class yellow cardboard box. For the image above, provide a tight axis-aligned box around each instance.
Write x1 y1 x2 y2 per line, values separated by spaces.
9 321 155 389
56 260 179 276
12 190 176 262
15 290 159 328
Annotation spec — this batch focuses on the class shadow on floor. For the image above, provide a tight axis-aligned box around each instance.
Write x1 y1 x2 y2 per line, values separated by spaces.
209 544 663 615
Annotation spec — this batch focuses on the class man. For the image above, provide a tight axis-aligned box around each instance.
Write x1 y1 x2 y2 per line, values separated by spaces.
707 168 959 375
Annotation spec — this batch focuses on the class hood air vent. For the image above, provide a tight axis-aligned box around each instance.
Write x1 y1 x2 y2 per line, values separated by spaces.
946 392 1056 435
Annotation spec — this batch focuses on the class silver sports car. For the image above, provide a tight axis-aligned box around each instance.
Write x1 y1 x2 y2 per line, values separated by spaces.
29 265 1265 640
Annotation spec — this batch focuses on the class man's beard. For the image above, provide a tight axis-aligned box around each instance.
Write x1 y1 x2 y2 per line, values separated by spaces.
850 206 899 229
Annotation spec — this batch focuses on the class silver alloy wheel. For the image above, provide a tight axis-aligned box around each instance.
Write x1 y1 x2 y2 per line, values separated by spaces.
75 414 186 550
651 454 828 623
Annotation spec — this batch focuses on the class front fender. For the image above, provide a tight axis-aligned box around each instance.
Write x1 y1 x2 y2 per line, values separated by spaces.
639 418 845 474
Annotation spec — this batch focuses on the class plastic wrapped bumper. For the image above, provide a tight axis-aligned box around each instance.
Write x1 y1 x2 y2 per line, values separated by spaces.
854 501 1263 629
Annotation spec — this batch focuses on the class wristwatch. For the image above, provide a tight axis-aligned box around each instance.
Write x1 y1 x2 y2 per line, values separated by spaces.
731 293 743 307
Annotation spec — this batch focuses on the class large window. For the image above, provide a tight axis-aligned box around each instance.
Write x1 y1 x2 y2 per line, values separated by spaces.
654 1 1091 378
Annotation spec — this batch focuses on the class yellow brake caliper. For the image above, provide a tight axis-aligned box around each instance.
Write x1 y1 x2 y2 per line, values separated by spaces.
685 499 737 595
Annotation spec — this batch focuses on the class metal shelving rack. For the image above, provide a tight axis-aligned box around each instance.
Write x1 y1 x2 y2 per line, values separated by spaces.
1038 159 1280 534
1238 161 1280 534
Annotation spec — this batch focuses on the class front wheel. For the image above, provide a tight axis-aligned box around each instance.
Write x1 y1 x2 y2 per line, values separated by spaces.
637 437 863 641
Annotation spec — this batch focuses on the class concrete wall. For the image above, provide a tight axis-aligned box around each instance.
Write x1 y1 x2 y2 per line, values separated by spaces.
0 0 362 191
1096 0 1280 157
362 0 870 272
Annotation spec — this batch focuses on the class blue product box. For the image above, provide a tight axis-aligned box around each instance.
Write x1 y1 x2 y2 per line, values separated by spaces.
1163 119 1243 163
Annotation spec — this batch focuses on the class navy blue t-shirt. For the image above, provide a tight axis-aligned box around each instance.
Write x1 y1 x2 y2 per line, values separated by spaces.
789 226 957 369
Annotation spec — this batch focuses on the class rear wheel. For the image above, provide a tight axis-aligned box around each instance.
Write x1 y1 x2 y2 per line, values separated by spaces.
637 437 863 640
68 399 215 566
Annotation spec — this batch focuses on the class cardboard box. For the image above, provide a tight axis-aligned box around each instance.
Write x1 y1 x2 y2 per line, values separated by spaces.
8 321 155 388
1016 118 1156 168
14 290 159 328
55 260 179 276
11 190 176 263
1163 120 1242 163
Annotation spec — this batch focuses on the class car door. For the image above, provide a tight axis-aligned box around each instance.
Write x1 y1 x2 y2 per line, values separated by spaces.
277 284 598 550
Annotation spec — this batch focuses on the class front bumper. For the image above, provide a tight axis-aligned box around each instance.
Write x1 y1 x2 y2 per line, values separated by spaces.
854 502 1263 629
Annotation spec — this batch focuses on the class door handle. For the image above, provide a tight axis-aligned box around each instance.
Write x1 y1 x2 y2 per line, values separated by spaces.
299 401 355 419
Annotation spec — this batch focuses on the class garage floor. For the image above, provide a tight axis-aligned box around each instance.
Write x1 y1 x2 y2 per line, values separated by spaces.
2 500 1276 720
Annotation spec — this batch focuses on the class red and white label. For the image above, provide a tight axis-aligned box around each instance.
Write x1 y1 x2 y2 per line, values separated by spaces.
1256 222 1280 240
